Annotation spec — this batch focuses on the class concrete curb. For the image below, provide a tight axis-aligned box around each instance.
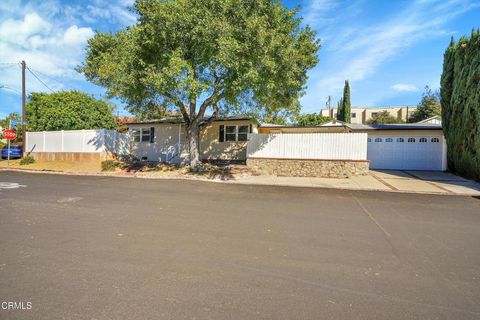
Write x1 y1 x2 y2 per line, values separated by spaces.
0 167 476 197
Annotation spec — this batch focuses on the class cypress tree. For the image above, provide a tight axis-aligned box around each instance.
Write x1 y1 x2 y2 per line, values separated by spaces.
440 31 480 181
336 98 343 121
343 80 351 123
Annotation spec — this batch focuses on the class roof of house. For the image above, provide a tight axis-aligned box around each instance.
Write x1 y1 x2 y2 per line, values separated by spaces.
417 115 442 124
127 115 256 125
345 123 442 131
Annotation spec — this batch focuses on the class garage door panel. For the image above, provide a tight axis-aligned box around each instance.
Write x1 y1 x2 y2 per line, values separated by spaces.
368 136 443 171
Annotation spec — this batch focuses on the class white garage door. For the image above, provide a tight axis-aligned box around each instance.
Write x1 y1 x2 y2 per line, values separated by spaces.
367 135 444 170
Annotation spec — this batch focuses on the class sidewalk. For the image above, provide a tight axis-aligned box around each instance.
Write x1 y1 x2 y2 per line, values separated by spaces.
226 170 480 196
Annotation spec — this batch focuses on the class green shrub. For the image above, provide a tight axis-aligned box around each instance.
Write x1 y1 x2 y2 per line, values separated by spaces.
19 155 35 165
101 160 118 171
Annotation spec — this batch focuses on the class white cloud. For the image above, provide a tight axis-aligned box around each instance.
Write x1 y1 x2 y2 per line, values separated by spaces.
392 83 419 92
0 0 133 99
301 0 480 109
62 25 94 46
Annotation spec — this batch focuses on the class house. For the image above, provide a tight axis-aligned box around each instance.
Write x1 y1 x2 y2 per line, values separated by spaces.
126 116 258 163
258 120 446 171
320 106 417 124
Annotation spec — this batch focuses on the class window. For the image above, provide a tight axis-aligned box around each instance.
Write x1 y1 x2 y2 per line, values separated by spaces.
219 125 251 142
141 128 151 142
419 137 428 143
367 138 372 142
386 138 393 142
371 112 378 117
238 125 249 141
225 125 237 141
132 127 154 143
351 112 356 118
431 137 440 143
408 137 416 142
375 137 382 142
132 129 140 142
397 138 404 142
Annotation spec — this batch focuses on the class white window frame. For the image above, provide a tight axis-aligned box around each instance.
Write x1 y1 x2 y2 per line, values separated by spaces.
222 125 249 142
131 127 152 143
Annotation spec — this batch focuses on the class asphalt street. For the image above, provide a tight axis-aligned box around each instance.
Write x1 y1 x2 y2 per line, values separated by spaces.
0 171 479 319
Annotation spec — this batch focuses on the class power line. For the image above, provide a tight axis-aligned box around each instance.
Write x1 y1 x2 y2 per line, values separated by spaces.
25 65 55 93
0 84 21 95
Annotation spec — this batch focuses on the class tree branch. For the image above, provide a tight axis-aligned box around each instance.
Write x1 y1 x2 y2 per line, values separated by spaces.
197 85 225 121
162 91 190 124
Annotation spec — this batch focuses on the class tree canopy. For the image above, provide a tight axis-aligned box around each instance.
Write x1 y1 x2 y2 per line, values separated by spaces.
366 110 403 125
79 0 320 165
26 91 118 131
409 86 441 123
294 113 330 126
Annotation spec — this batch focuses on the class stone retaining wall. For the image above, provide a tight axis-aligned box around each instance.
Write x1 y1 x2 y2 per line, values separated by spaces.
247 158 369 178
28 152 114 162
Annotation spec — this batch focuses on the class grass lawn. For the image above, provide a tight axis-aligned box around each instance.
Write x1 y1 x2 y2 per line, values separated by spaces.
0 159 102 173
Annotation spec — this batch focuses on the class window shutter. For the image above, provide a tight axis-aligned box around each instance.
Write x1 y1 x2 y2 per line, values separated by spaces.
249 124 252 133
219 125 224 142
150 127 155 143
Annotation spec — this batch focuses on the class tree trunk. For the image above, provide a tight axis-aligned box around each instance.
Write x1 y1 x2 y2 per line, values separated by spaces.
186 122 201 167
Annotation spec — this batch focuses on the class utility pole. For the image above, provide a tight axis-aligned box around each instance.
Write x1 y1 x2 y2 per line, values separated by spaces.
21 60 26 154
327 96 331 118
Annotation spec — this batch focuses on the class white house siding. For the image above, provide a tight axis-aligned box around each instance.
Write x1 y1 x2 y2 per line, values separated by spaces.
129 124 188 163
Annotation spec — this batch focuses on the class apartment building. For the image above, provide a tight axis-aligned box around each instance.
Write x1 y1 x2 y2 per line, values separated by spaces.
320 106 417 124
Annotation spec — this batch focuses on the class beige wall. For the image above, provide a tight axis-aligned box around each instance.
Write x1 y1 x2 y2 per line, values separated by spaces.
320 106 418 124
200 120 256 161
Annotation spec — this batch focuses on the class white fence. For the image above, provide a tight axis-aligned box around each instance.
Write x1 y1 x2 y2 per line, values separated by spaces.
247 133 368 160
26 129 130 155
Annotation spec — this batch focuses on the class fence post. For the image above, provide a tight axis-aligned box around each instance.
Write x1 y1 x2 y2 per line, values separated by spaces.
43 131 46 152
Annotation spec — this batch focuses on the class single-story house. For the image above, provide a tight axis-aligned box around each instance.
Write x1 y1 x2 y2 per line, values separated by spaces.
126 116 258 163
258 120 446 171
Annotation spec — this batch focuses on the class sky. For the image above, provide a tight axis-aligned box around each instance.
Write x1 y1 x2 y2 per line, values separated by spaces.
0 0 479 119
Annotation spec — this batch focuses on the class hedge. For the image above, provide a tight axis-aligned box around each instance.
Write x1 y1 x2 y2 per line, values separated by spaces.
440 30 480 181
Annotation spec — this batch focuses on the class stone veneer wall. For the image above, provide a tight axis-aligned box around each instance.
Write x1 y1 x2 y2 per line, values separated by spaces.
247 158 369 178
29 152 113 162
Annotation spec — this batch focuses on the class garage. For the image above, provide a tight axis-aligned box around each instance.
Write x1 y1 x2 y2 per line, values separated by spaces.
363 124 447 171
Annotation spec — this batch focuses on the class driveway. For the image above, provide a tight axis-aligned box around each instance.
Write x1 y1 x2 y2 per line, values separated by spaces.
1 171 480 319
232 170 480 195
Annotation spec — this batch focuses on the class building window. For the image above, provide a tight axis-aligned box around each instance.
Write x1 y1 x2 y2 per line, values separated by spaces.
141 128 152 142
419 137 428 142
132 129 140 142
375 137 382 142
397 138 404 142
225 125 236 141
367 138 372 142
132 127 154 143
408 138 416 142
238 125 249 141
351 113 356 118
371 112 378 117
386 138 393 142
431 137 440 143
220 125 250 142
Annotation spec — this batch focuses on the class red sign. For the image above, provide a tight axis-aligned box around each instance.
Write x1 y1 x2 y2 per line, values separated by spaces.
3 129 17 141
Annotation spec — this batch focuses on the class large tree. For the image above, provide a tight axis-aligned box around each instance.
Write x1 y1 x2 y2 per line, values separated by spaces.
366 111 403 125
294 113 330 126
26 91 118 131
441 31 480 181
409 86 441 123
79 0 319 166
